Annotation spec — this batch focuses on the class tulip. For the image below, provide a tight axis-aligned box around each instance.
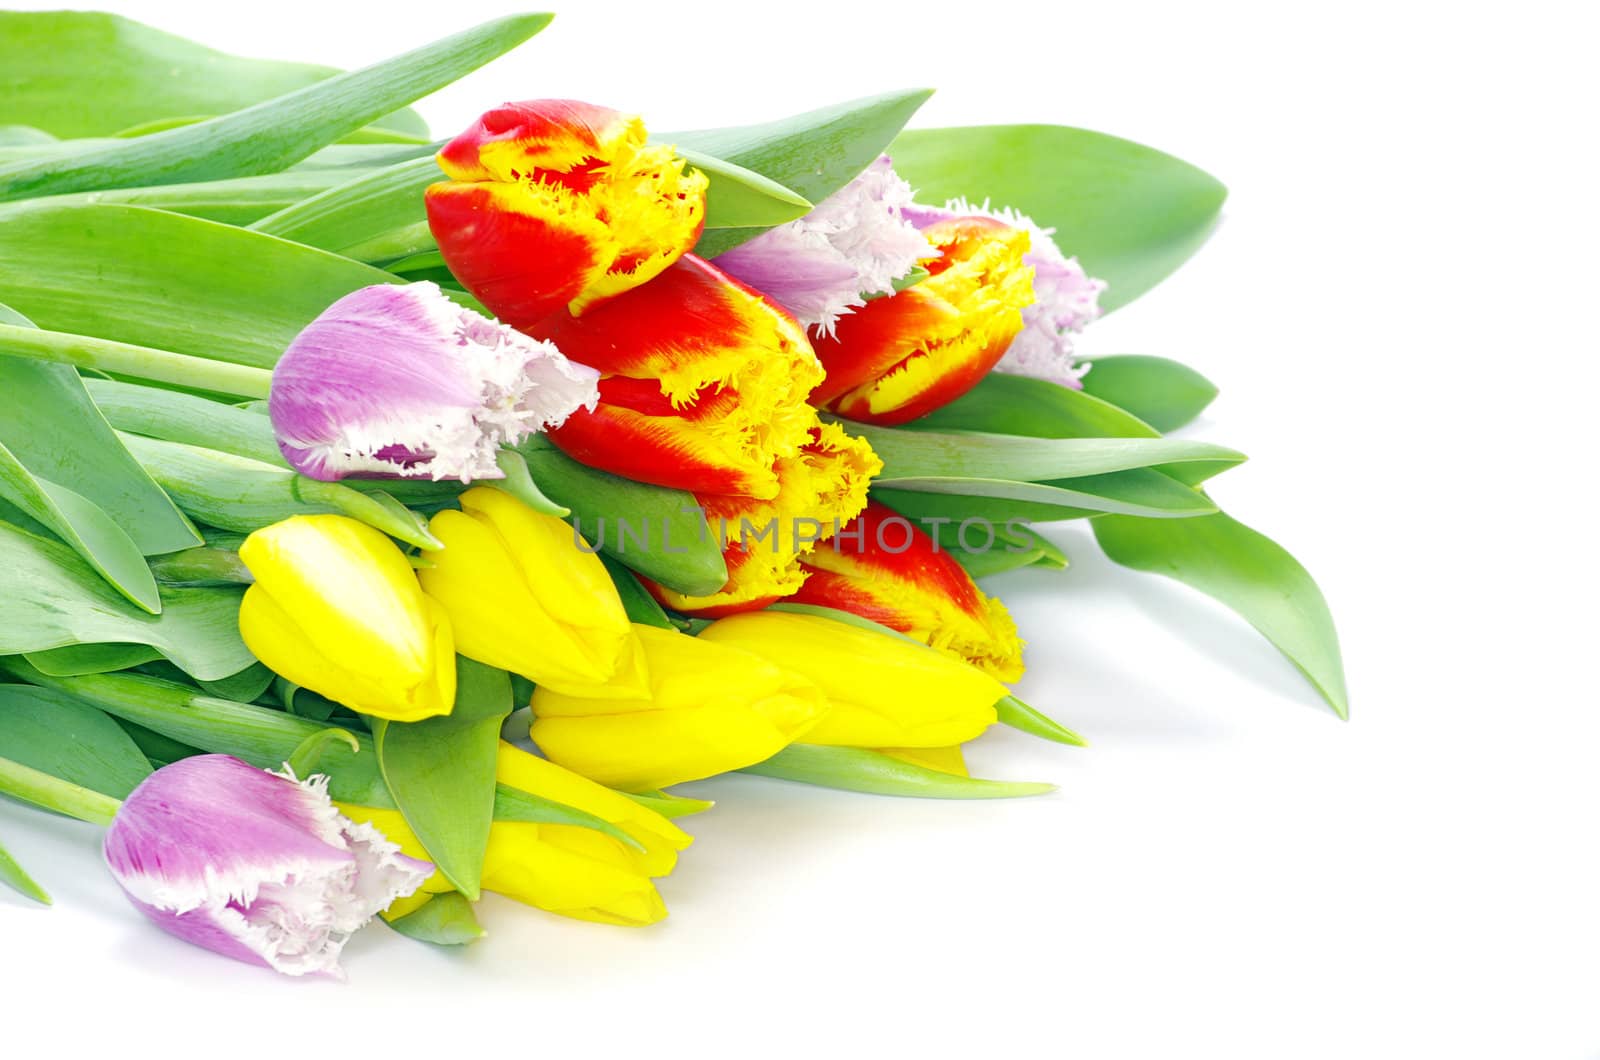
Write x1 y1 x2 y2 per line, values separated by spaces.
341 742 689 927
645 420 881 615
697 610 1007 748
270 282 599 482
714 155 934 336
810 215 1034 425
426 99 708 326
103 755 432 977
531 254 825 500
906 199 1107 387
789 500 1025 680
238 515 455 722
417 487 647 698
530 624 827 790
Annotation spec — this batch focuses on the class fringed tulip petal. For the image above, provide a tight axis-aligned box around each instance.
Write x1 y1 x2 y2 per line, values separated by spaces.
418 487 646 698
698 610 1007 748
530 624 828 790
238 515 455 722
270 282 598 482
428 100 707 325
792 500 1025 680
104 756 431 978
536 255 824 499
715 156 934 336
812 216 1034 425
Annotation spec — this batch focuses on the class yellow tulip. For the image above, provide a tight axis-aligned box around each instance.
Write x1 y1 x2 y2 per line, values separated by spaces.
238 514 454 722
418 487 647 698
697 611 1006 748
531 624 827 791
342 742 690 927
879 745 969 776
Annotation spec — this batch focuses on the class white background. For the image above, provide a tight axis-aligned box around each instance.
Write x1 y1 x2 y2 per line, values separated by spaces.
3 1 1597 1056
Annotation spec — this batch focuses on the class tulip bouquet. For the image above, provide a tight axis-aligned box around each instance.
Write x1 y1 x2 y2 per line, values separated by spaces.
0 11 1347 976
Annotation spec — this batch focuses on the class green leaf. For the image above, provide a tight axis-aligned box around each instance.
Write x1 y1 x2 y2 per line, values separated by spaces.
0 204 399 369
622 790 714 819
0 835 51 905
675 147 811 229
119 434 441 551
286 726 362 778
0 520 253 681
0 685 153 798
148 546 254 588
489 784 643 850
839 419 1245 482
1092 510 1349 718
0 440 161 613
0 305 201 557
489 448 569 517
518 440 728 596
0 126 56 147
0 11 427 139
6 168 392 226
600 553 677 630
672 88 934 257
197 663 277 703
873 471 1218 519
386 892 485 945
250 155 442 256
85 378 285 467
372 658 510 899
24 643 164 677
911 372 1160 439
0 14 551 201
994 695 1085 746
0 755 121 825
890 124 1227 313
1079 355 1220 432
741 745 1055 800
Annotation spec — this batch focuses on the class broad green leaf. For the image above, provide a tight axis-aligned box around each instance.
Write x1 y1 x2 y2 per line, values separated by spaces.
0 203 399 368
0 521 252 681
3 168 390 226
119 433 440 551
0 440 161 612
197 663 277 703
840 419 1245 481
742 745 1054 799
600 554 677 630
518 440 728 596
950 533 1066 579
0 755 121 825
372 658 511 898
115 720 204 768
250 155 441 255
0 685 153 797
676 147 811 229
24 643 164 677
0 305 201 556
673 88 934 257
1093 510 1348 718
873 471 1218 519
386 893 485 945
149 546 254 587
0 126 56 147
0 12 426 139
891 125 1227 313
0 835 50 905
86 378 285 467
912 372 1160 439
0 14 551 201
1079 355 1220 432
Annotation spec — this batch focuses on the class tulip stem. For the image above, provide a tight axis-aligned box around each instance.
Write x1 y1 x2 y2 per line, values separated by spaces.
0 322 274 399
0 755 122 826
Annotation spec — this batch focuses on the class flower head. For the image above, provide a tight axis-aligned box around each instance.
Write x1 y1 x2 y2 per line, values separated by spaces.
908 198 1107 387
270 282 598 482
714 155 934 336
103 755 431 978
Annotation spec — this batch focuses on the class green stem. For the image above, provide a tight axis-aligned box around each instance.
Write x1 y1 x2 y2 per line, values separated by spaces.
0 755 121 825
0 322 273 399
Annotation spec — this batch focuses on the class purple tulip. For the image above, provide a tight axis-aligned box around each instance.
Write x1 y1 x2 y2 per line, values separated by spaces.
904 199 1108 388
103 755 431 978
270 282 600 482
715 156 934 336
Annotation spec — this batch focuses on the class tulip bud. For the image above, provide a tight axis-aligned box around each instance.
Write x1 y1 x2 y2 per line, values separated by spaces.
103 755 432 977
697 610 1007 748
426 100 708 325
810 216 1034 425
789 500 1025 680
270 282 599 482
238 514 456 722
532 254 825 500
713 155 935 336
341 742 689 926
907 199 1107 387
417 487 648 698
530 624 827 791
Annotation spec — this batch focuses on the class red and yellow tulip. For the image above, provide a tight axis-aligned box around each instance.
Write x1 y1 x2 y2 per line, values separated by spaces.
789 500 1025 681
811 216 1034 425
426 99 707 327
